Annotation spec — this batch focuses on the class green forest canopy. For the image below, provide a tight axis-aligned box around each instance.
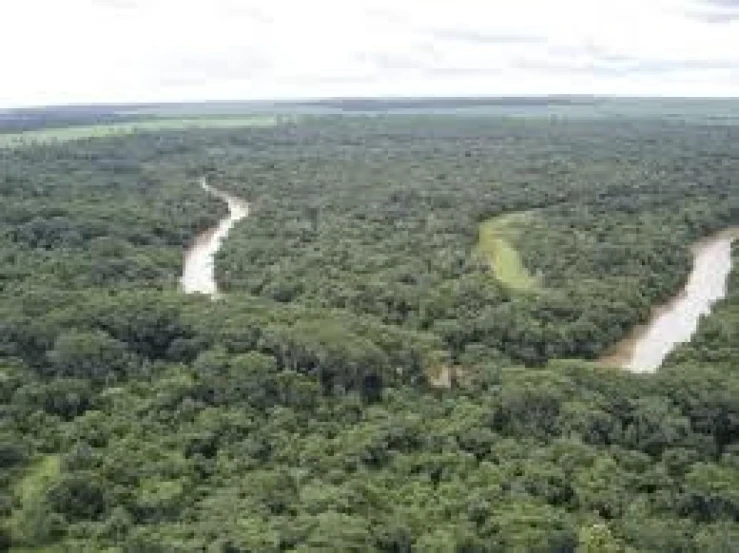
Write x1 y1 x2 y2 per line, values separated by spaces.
0 108 738 552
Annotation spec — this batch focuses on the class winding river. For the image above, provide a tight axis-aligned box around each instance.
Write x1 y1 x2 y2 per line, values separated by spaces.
180 182 738 372
600 227 739 372
181 178 249 296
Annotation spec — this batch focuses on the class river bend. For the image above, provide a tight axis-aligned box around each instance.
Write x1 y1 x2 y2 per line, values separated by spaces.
601 227 739 372
181 179 249 296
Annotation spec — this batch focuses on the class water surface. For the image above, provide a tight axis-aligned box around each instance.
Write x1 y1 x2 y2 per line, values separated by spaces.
181 179 249 295
600 227 739 372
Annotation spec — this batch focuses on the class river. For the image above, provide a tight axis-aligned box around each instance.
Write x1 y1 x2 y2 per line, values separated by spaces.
600 227 739 372
181 185 737 369
181 178 249 296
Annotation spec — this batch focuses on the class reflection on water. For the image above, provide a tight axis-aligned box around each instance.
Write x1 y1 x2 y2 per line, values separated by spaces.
601 227 739 372
181 179 249 296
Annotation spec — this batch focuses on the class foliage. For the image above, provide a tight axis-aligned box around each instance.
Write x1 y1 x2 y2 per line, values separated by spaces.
476 212 542 292
0 110 738 551
0 116 280 147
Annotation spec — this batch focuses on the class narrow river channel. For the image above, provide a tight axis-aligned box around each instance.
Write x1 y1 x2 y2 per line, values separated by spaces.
181 178 249 296
600 227 739 372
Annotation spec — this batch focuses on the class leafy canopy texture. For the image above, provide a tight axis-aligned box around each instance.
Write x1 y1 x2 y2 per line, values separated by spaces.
1 107 739 551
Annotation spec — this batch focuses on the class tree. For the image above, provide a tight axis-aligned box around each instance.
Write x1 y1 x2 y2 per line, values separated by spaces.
46 330 129 380
577 523 627 553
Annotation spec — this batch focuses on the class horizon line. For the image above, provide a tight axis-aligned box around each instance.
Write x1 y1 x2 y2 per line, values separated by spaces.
3 93 739 112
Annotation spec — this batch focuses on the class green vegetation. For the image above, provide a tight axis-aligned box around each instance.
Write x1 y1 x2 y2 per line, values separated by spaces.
0 105 738 551
9 456 61 548
0 116 280 146
476 213 542 291
15 457 60 513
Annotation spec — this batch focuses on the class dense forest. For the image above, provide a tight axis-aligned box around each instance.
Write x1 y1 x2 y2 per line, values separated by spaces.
1 111 739 552
0 107 155 134
214 117 739 364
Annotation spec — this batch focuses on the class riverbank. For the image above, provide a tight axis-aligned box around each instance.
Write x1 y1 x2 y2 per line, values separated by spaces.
599 227 739 372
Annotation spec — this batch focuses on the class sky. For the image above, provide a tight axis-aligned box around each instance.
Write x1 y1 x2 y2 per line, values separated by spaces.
2 0 739 107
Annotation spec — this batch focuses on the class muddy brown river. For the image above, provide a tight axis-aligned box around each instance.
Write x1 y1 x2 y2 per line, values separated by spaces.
600 227 739 372
181 179 249 296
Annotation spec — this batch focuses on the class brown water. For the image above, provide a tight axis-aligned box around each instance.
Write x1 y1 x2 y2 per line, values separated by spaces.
181 178 249 296
600 227 739 372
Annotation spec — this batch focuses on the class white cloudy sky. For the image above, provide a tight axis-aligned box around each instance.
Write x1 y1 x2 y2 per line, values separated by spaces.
2 0 739 107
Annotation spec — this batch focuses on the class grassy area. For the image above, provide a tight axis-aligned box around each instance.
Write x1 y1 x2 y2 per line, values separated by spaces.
476 212 542 292
0 116 281 147
8 455 61 551
15 455 60 510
